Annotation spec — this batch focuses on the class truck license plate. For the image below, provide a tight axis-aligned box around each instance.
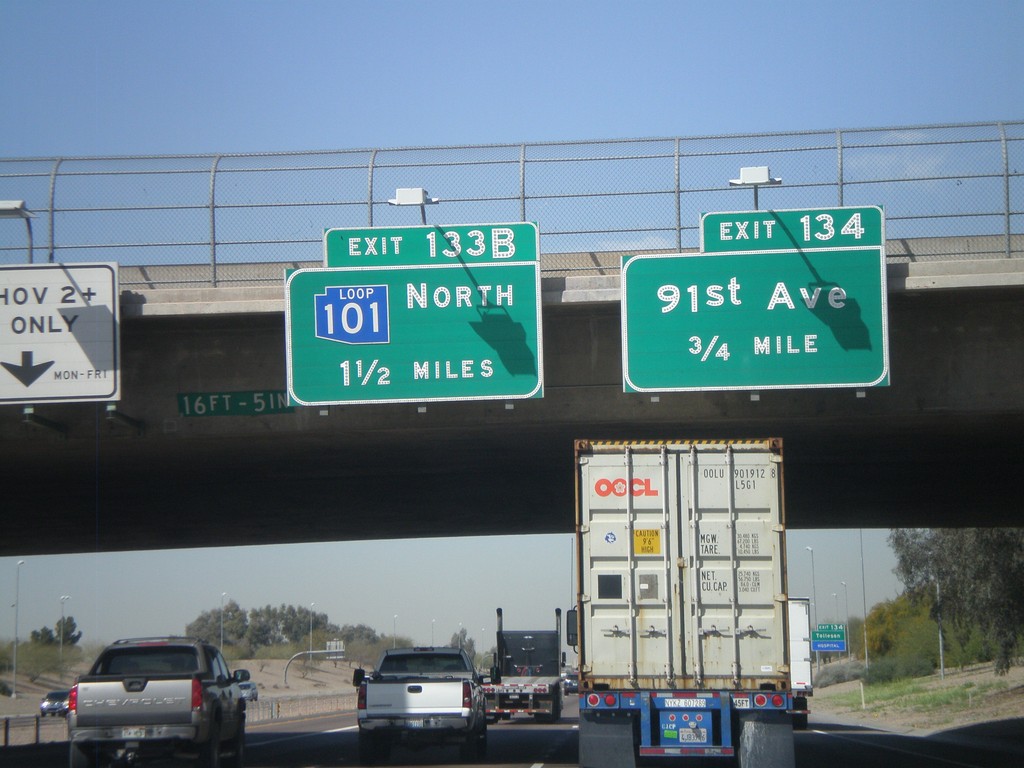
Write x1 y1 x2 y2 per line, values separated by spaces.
122 727 146 739
679 728 707 742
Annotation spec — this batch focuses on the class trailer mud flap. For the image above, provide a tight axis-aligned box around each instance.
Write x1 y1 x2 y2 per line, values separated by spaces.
579 709 637 768
737 711 795 768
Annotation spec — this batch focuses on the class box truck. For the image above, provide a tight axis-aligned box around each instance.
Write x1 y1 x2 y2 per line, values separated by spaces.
569 439 796 768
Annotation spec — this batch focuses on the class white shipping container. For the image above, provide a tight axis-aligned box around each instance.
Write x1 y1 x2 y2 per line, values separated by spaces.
576 439 788 692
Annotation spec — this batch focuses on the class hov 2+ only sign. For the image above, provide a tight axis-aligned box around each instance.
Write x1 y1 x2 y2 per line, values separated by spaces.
622 206 889 392
1 263 120 404
286 223 543 405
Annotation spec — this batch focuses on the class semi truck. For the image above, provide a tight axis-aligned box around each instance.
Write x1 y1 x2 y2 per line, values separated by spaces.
569 439 796 768
788 597 812 729
483 607 564 722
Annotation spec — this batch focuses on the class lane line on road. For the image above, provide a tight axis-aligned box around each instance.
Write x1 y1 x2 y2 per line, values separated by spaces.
253 724 357 746
812 729 987 767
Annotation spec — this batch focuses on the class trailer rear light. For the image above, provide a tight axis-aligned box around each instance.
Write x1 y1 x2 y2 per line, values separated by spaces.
604 694 617 707
68 685 78 713
771 694 785 708
754 693 768 707
357 682 367 710
587 693 601 707
462 681 472 708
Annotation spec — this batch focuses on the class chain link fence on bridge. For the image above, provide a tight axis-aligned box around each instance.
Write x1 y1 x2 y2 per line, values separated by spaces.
1 121 1021 288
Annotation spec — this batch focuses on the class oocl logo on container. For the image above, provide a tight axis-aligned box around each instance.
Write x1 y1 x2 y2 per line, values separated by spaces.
594 478 659 497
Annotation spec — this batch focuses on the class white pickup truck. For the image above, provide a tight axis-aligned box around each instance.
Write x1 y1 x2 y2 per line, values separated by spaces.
353 646 487 764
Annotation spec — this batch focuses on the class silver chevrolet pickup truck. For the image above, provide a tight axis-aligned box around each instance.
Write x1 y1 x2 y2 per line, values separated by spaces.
67 636 249 768
353 646 487 764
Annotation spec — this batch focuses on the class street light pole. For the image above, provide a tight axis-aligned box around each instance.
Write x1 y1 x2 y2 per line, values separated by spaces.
841 581 850 660
309 603 316 655
59 595 71 681
859 530 870 669
935 579 945 680
804 547 817 626
805 547 818 670
393 615 398 649
220 592 228 650
12 560 24 699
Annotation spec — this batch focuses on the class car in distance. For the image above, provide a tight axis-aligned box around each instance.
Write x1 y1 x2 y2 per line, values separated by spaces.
238 681 259 701
40 690 70 717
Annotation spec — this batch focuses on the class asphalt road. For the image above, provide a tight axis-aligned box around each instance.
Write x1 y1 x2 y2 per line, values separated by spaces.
3 703 1023 768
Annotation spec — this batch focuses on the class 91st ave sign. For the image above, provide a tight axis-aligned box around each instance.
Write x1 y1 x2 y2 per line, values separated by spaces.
623 206 889 392
286 259 542 405
622 248 889 391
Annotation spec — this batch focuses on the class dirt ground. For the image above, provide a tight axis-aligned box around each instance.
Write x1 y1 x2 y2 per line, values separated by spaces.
809 663 1024 734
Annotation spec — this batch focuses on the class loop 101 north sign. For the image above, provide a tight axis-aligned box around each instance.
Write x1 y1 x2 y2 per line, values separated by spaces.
285 262 543 405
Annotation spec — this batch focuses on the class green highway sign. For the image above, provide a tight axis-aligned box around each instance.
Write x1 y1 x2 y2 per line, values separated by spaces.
285 261 543 405
812 624 847 652
621 247 889 392
325 223 539 267
701 206 883 253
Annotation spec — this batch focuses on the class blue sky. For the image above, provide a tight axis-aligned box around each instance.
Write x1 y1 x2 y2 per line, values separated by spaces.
2 0 1021 157
1 0 1014 650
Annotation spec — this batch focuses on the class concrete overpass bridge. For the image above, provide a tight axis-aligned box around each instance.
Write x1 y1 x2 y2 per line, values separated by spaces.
1 122 1022 556
1 246 1022 557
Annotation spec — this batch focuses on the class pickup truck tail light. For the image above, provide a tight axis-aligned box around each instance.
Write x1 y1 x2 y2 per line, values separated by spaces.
357 681 367 710
462 681 472 709
68 685 78 714
191 678 203 710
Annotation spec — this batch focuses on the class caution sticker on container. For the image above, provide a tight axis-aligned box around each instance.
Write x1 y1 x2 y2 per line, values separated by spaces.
634 529 661 555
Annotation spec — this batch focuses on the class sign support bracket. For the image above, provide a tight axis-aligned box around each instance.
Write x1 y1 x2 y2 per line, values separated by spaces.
106 404 145 436
22 406 67 438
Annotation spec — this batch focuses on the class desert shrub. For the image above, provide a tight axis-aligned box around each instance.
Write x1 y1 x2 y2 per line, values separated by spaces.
814 659 865 688
864 655 933 684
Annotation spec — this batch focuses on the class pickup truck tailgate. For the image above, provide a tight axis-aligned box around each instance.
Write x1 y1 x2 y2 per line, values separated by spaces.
74 677 195 727
367 679 467 715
